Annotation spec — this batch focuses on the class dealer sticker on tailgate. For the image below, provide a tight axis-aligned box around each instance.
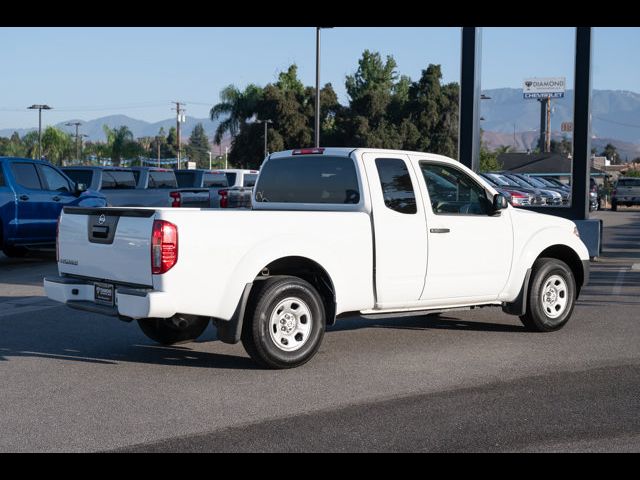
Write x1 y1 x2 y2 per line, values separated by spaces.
94 282 114 306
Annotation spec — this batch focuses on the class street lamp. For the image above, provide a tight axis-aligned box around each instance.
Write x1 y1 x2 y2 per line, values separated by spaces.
65 121 83 161
315 27 333 148
28 104 52 160
256 119 273 158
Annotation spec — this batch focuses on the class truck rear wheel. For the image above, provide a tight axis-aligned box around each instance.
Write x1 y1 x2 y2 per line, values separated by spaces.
137 315 210 345
241 276 326 369
520 258 576 332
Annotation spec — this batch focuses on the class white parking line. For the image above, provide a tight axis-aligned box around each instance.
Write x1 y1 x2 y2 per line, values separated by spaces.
612 267 627 296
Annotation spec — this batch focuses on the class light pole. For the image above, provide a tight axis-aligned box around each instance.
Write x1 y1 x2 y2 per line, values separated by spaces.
28 104 52 160
315 27 333 148
256 119 273 158
66 121 83 161
225 146 228 169
208 150 212 170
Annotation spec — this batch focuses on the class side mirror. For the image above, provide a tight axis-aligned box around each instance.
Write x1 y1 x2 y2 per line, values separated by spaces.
492 193 509 211
74 182 88 196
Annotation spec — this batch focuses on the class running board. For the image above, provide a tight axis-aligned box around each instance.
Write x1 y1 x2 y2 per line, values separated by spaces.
359 304 499 320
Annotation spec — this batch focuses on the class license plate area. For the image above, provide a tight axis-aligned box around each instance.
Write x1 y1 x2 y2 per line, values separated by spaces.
94 282 114 306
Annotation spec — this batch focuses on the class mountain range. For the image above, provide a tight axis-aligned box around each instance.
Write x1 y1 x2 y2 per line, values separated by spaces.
0 115 227 148
2 88 640 159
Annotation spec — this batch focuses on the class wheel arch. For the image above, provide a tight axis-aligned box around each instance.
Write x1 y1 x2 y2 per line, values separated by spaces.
537 244 585 297
260 256 336 326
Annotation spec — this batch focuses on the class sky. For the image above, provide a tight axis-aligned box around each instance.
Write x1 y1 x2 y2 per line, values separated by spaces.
0 27 638 130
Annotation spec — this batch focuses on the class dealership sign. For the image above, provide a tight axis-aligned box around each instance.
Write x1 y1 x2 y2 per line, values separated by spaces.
523 77 566 99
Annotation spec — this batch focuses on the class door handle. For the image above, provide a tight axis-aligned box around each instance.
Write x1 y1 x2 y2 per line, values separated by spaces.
52 196 61 201
19 195 29 201
430 228 450 233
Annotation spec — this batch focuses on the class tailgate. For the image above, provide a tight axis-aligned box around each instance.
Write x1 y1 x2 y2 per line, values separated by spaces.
176 188 210 208
57 207 156 287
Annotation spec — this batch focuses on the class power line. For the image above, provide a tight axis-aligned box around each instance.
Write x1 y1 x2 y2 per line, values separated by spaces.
593 115 640 129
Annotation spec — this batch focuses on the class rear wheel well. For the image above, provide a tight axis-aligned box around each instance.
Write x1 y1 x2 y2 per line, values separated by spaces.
537 245 584 296
257 256 336 325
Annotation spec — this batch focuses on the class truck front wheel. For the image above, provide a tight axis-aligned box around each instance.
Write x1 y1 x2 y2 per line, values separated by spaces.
241 276 326 369
137 315 210 345
520 258 576 332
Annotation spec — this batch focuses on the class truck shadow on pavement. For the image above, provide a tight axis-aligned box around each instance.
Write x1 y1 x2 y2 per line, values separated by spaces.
0 308 526 369
327 313 526 333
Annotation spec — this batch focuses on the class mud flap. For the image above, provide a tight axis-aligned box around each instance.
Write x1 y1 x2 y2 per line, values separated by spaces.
502 268 532 316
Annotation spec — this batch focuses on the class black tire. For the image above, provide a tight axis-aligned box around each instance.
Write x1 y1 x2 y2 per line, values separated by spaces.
2 245 28 257
137 315 210 345
520 257 576 332
241 276 326 369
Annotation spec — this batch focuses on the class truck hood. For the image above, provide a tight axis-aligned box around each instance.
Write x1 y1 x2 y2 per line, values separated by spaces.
509 207 576 231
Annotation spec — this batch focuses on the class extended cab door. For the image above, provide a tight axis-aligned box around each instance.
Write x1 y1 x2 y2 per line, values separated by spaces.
361 153 428 306
410 157 514 303
7 161 50 242
36 163 78 239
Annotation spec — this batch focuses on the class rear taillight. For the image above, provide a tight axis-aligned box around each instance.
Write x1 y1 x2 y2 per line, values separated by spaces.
219 189 228 208
151 220 178 274
170 191 181 208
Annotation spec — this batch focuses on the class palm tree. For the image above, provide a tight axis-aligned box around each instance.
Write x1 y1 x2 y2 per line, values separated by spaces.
103 125 135 166
210 84 263 145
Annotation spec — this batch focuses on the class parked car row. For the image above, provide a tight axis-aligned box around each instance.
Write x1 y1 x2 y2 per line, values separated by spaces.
1 156 259 257
1 157 106 257
481 171 571 207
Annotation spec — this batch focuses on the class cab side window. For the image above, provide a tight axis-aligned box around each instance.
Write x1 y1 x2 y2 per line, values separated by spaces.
420 162 491 215
40 165 71 192
10 163 43 190
375 158 417 214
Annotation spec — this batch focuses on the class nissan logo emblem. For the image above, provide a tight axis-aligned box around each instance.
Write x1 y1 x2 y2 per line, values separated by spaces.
98 214 106 225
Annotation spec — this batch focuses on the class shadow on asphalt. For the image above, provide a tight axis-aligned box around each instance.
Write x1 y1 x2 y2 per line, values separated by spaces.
0 309 525 369
328 313 525 333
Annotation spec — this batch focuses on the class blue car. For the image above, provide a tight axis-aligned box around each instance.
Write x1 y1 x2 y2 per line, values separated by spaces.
0 157 107 257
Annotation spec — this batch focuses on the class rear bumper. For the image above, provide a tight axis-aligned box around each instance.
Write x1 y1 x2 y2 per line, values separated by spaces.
44 275 177 320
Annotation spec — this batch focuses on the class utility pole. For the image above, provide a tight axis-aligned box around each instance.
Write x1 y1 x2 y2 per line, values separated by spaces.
546 96 552 152
28 104 52 160
314 27 332 148
66 121 82 161
156 136 161 167
225 146 228 169
256 119 273 158
172 101 186 169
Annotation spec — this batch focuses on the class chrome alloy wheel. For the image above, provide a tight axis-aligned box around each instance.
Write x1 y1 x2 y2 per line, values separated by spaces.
540 274 569 319
269 297 313 352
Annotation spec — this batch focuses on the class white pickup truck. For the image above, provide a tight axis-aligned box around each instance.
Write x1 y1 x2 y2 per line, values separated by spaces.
45 147 590 369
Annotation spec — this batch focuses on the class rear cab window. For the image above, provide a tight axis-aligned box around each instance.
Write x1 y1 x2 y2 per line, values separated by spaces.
243 174 258 187
225 172 237 187
618 178 640 187
255 155 360 205
203 173 228 188
101 170 137 189
148 170 178 189
175 171 197 188
64 169 94 188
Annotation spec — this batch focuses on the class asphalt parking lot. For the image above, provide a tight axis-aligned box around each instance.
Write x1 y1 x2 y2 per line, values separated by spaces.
1 209 639 452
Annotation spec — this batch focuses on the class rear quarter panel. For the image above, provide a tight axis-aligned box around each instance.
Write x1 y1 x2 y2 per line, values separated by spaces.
154 208 374 320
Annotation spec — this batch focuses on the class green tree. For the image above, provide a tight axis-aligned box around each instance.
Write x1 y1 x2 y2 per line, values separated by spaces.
600 143 620 164
103 125 136 166
186 123 211 168
165 127 178 159
41 127 73 165
210 84 264 145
